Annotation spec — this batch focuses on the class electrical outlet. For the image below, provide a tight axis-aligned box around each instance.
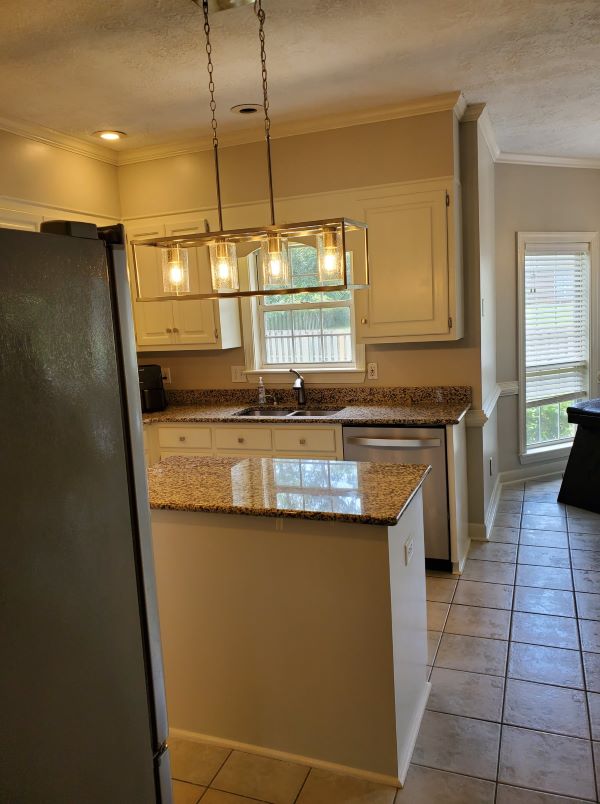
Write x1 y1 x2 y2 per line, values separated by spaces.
367 362 378 380
404 535 414 566
231 365 247 383
161 367 172 384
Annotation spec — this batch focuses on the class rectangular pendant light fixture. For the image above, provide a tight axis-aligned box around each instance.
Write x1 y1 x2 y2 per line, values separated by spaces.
133 1 369 303
131 217 369 301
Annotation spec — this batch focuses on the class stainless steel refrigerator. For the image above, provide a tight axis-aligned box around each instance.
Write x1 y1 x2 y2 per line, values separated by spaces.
0 223 172 803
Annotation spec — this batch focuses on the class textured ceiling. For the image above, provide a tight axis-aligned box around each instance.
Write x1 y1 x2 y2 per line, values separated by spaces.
0 0 599 158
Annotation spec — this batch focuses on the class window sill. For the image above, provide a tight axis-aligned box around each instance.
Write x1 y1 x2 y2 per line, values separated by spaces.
519 442 573 465
244 367 366 385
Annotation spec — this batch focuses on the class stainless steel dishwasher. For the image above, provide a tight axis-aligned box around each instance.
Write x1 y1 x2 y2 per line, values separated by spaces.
343 425 450 567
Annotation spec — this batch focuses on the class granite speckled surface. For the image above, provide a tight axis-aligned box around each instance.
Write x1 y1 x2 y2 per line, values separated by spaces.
142 386 471 426
147 455 431 526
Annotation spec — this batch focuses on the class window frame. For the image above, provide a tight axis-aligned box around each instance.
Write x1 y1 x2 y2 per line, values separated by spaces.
517 231 599 463
240 249 366 383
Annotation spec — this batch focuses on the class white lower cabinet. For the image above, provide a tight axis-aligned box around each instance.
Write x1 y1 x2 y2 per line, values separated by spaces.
144 422 343 465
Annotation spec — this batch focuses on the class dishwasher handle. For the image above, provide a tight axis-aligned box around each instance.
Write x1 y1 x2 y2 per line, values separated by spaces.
345 436 442 449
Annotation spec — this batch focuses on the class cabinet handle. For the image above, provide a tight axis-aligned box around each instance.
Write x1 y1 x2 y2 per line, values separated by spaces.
360 318 367 324
179 436 186 442
299 438 306 445
166 327 172 333
173 327 179 333
237 437 245 444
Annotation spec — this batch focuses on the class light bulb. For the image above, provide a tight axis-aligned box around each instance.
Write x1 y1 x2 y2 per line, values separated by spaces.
322 251 337 273
317 227 344 283
261 234 290 288
269 256 282 277
217 259 231 280
162 246 190 294
209 240 239 291
168 262 184 285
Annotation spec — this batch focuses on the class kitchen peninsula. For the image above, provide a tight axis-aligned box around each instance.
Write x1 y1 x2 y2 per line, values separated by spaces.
148 454 431 787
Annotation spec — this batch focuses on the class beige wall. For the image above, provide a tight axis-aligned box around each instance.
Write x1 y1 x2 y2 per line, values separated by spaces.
131 110 486 402
119 111 454 219
495 163 600 473
0 130 120 219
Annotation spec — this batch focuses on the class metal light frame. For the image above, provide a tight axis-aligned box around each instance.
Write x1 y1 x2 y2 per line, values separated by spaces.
134 0 369 302
132 218 369 301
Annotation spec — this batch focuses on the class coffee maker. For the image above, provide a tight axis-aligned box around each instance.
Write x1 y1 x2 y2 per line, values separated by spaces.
138 364 168 413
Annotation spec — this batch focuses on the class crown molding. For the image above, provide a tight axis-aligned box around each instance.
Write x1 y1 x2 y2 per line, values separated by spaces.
2 97 600 171
460 103 500 161
496 151 600 170
116 91 466 165
0 115 118 165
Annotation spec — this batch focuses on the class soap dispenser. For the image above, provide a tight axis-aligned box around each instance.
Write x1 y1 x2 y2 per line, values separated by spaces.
258 376 266 405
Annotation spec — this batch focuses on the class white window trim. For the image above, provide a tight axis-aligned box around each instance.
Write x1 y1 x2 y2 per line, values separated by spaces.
239 251 366 385
517 231 599 464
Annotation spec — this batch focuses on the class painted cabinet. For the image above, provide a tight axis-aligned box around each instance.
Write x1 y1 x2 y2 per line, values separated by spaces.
270 178 463 344
354 183 463 343
126 217 241 351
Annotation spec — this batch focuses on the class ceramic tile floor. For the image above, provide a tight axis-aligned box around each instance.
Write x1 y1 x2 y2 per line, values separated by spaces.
419 474 600 803
170 475 600 803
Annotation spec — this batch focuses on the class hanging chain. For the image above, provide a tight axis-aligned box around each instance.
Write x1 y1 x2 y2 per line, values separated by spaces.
202 0 224 229
254 0 276 225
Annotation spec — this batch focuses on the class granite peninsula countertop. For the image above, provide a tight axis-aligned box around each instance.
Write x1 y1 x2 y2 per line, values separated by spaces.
147 455 431 526
142 386 471 427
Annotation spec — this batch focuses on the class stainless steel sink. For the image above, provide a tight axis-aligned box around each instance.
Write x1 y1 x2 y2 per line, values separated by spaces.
234 407 343 418
235 407 296 417
289 409 342 417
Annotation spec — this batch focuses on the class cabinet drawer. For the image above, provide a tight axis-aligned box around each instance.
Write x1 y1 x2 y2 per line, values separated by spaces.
215 427 272 452
158 426 212 450
273 428 337 454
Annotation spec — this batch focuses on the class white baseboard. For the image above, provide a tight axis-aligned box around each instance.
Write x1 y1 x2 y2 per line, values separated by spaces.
484 475 502 535
169 727 402 789
397 680 431 785
468 522 486 541
498 460 567 486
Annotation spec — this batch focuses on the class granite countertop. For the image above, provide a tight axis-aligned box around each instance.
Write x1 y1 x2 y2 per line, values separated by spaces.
147 455 431 526
142 402 468 426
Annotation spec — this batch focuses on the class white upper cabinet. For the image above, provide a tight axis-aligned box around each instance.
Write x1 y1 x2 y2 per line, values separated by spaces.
354 181 463 343
126 215 241 352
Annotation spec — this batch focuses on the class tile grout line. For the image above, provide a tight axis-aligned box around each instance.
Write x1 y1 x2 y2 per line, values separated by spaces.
492 502 521 804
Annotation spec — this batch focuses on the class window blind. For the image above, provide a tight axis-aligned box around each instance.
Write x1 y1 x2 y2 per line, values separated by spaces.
524 243 590 407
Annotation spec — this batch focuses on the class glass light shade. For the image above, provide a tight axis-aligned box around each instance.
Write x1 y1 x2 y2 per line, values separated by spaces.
162 246 190 294
317 227 344 283
260 234 290 288
209 240 239 291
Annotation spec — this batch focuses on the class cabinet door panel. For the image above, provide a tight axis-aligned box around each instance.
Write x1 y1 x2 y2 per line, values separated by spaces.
165 220 217 345
358 190 449 339
128 223 175 346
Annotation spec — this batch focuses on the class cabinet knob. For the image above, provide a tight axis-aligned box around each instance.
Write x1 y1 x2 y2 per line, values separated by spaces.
179 436 186 442
166 327 172 333
360 318 367 325
173 327 179 333
299 438 306 445
237 437 245 444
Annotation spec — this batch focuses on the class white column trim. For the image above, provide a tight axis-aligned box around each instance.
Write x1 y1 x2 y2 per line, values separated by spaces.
465 383 502 428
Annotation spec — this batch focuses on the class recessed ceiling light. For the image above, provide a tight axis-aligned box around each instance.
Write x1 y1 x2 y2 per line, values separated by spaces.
94 130 127 141
230 104 262 115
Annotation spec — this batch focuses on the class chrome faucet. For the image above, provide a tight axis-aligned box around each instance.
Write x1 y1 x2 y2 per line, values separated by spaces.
289 368 306 407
